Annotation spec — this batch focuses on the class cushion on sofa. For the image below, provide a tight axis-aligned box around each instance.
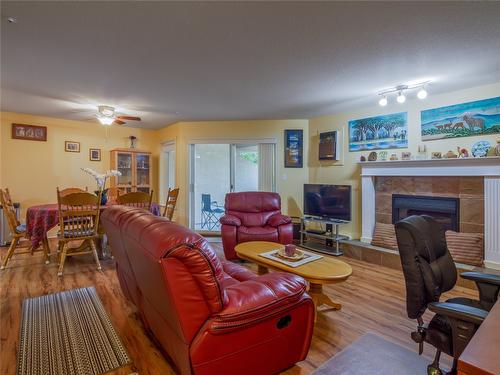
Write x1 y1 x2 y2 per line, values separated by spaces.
371 222 398 250
445 230 484 267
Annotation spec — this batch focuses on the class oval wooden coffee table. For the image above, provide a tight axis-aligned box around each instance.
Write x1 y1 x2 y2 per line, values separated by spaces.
235 241 352 318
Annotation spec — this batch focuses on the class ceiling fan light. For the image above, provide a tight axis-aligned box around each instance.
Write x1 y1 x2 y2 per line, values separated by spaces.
96 115 115 125
378 96 388 106
417 88 428 99
396 91 406 104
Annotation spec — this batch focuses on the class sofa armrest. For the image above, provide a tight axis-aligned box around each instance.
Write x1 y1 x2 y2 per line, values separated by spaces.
209 272 310 332
267 214 292 227
220 214 241 227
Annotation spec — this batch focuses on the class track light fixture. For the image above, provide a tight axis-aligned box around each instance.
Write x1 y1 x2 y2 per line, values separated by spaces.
378 81 430 106
378 96 388 106
396 91 406 103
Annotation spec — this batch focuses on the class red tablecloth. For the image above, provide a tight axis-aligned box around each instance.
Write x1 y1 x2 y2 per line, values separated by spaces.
26 203 161 248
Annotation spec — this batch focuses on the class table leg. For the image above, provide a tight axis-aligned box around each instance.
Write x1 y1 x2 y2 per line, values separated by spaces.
41 236 51 264
257 265 269 275
308 283 342 320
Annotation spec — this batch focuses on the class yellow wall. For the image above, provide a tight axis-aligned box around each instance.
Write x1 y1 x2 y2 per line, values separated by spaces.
309 82 500 239
155 119 309 226
0 112 159 217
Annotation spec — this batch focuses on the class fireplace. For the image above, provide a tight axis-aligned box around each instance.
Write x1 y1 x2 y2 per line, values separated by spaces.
392 194 460 232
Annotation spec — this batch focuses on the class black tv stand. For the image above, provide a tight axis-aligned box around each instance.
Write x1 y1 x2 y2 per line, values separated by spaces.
299 216 349 256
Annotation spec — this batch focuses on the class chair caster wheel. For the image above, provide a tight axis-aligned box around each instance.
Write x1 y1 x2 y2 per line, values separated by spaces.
427 365 443 375
57 272 63 277
45 260 50 264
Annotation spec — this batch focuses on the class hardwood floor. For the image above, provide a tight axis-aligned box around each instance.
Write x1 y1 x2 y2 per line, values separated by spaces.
0 239 477 374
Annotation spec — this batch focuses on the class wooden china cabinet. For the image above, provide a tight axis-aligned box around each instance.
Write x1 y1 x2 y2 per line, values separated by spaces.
110 148 152 194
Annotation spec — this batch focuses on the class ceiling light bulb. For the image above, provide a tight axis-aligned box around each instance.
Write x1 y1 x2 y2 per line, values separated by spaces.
378 96 388 106
396 91 406 103
417 88 428 99
97 115 115 125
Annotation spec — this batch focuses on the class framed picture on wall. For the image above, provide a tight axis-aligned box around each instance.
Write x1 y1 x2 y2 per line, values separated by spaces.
284 129 303 168
89 148 101 161
319 131 339 160
65 141 80 153
11 123 47 141
348 112 408 151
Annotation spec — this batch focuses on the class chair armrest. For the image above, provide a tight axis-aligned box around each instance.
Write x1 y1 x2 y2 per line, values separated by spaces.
220 214 241 226
428 302 488 357
428 302 487 326
267 214 292 227
461 272 500 311
209 272 309 332
461 272 500 286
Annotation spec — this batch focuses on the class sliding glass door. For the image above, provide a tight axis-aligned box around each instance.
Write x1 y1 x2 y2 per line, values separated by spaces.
189 142 275 232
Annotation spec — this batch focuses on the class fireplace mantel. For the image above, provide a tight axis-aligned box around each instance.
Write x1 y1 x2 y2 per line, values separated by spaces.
359 156 500 269
359 157 500 177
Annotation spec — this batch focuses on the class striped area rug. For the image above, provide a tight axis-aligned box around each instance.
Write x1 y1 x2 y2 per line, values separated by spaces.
17 286 131 375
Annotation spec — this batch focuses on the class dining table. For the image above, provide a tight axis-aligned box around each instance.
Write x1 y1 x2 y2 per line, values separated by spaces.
26 203 162 255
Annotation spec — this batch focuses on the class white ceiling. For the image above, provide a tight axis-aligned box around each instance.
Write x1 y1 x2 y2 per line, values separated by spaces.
1 1 500 129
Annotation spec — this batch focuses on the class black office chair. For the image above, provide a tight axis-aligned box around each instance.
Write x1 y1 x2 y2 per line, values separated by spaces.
200 194 224 230
395 215 500 375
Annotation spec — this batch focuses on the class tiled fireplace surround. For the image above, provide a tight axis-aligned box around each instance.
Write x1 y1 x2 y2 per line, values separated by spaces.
355 158 500 274
374 176 484 235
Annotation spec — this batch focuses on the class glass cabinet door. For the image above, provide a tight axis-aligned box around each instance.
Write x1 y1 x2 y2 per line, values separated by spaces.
136 154 150 187
117 153 133 186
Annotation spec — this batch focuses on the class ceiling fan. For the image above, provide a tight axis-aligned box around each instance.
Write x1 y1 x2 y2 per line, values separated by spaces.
96 105 141 126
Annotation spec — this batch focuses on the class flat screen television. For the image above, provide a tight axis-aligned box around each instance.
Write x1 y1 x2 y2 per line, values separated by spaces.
304 184 351 222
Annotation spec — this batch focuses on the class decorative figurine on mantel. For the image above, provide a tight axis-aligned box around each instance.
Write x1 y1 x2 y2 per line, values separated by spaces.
129 135 137 149
360 155 366 162
390 153 398 161
416 144 427 160
457 147 469 158
431 152 442 159
444 150 458 159
401 152 411 161
379 151 388 161
494 139 500 156
368 151 377 161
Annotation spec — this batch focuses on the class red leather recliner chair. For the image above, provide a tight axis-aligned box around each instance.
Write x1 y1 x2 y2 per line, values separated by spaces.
101 206 314 375
220 191 293 260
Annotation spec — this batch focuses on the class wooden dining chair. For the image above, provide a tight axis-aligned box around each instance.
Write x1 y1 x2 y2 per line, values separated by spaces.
116 190 153 211
163 187 179 220
107 187 126 205
56 188 102 276
0 189 50 270
59 187 88 197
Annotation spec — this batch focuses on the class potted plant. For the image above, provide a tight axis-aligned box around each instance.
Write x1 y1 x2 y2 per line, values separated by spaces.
81 168 122 205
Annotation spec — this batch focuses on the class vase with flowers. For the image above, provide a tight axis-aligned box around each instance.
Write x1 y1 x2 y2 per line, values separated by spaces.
81 168 122 205
129 135 137 149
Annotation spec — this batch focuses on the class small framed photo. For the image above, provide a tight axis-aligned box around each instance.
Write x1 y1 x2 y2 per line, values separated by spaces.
12 123 47 141
65 141 80 153
89 148 101 161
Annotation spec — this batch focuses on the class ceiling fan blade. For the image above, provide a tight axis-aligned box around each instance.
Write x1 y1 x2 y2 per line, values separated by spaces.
113 119 126 125
117 116 141 121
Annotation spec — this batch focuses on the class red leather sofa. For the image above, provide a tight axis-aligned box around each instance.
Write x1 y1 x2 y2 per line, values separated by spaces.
100 206 314 375
220 192 293 260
